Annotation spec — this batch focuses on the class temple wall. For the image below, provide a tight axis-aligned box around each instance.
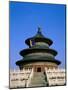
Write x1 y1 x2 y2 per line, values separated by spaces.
23 62 58 67
25 52 54 58
22 62 58 72
35 42 49 47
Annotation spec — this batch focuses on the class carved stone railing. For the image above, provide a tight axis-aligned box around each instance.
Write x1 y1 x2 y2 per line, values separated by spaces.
26 68 34 87
45 68 66 86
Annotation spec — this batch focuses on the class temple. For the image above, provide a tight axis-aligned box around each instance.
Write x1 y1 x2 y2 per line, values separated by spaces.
16 27 61 71
10 27 65 88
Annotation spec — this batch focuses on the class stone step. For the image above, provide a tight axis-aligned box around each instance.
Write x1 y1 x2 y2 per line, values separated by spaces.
28 72 48 87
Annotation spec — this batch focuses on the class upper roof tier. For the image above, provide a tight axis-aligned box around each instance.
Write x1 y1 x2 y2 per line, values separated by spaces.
25 27 53 46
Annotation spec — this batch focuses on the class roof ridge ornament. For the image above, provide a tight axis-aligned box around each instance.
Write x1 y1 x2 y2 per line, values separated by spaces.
37 27 42 35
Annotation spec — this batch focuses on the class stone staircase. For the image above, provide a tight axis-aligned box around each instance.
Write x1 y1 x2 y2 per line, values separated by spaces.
29 72 48 87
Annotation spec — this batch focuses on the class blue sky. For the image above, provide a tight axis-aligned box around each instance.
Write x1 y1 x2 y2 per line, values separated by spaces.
10 1 66 69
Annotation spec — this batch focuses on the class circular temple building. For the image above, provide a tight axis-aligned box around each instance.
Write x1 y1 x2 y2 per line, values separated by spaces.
16 27 61 72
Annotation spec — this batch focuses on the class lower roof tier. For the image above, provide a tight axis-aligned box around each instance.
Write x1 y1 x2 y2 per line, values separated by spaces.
20 48 57 57
16 58 61 66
